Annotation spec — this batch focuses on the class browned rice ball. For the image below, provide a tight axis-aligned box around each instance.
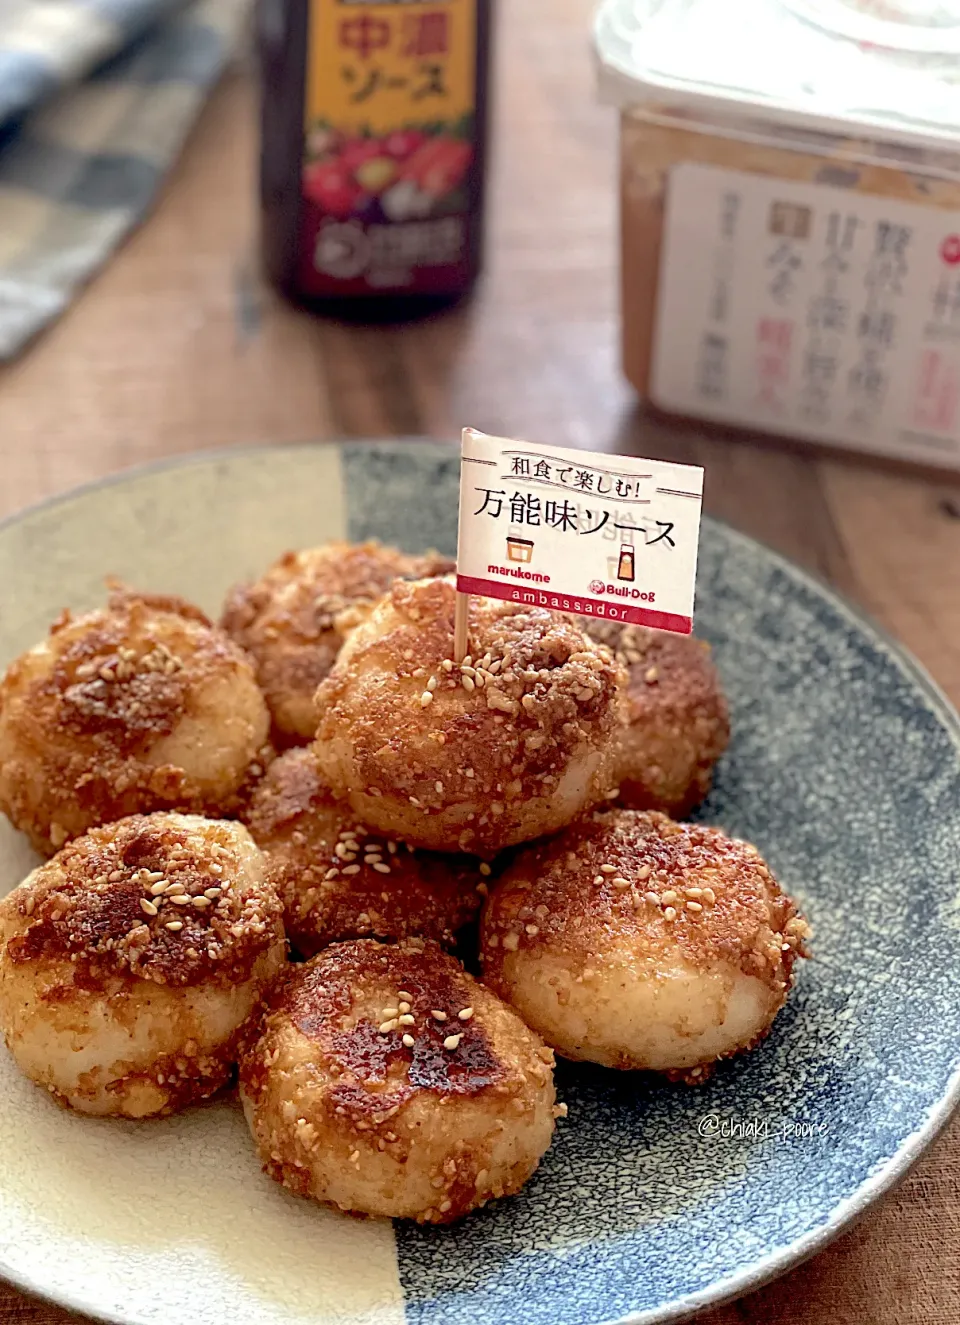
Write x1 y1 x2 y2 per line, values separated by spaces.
313 577 626 853
240 937 559 1223
0 588 270 856
221 541 454 743
481 808 810 1082
0 813 286 1118
244 748 487 957
582 621 729 816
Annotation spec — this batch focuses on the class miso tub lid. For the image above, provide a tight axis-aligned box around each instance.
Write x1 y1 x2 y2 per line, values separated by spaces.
595 0 960 156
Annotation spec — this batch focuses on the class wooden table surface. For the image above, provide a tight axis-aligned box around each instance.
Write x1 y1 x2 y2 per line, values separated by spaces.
0 1 959 1321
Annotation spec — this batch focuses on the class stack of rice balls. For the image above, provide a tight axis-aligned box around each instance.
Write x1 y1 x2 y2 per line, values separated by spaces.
0 542 810 1225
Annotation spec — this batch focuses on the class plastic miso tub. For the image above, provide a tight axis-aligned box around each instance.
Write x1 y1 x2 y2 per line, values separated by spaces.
595 0 960 471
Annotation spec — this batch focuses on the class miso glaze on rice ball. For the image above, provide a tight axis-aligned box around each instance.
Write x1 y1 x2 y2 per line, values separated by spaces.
582 621 729 816
221 541 454 743
245 748 487 957
313 578 626 853
0 813 285 1117
481 809 810 1082
240 938 560 1222
0 588 270 855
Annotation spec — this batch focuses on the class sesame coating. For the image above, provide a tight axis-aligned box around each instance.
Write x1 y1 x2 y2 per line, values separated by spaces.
482 809 810 989
243 748 486 957
581 620 730 817
240 938 558 1223
2 814 285 988
313 578 627 853
0 587 270 855
220 541 454 743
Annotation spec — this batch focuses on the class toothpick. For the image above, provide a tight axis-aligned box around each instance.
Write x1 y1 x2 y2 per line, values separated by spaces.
453 591 469 664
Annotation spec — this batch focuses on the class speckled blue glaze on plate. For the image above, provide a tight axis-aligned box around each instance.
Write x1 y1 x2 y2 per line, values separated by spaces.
0 439 956 1325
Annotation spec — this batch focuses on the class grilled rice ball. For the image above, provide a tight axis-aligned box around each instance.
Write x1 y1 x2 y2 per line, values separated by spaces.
244 748 487 957
221 541 454 744
0 813 286 1118
582 621 729 816
0 588 270 856
240 937 558 1222
313 578 626 853
481 809 810 1081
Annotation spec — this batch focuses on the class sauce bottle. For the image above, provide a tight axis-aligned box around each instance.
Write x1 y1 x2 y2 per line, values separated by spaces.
617 542 635 582
256 0 492 321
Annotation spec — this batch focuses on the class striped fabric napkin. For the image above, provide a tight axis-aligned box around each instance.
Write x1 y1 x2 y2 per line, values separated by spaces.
0 0 250 359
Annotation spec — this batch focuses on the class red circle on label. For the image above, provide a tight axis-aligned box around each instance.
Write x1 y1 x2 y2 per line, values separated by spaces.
941 235 960 266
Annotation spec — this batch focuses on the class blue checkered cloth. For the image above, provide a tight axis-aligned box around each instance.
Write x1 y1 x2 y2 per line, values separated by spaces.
0 0 249 358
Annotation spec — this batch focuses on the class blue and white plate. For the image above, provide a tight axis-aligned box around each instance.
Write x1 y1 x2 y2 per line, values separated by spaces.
0 440 958 1325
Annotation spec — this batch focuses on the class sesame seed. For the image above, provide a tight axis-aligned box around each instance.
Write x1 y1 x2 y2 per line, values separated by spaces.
382 1007 399 1018
442 659 453 672
461 674 475 691
431 1010 448 1021
644 891 661 906
685 887 703 899
593 875 604 886
108 870 124 883
427 675 438 691
686 900 703 913
462 656 473 667
192 897 212 909
439 1200 452 1214
637 864 652 881
372 862 392 874
478 862 491 876
644 667 659 684
399 1014 415 1026
165 881 186 895
612 877 630 888
325 868 340 881
204 888 221 900
165 921 184 932
600 864 617 874
379 1020 398 1034
402 1034 415 1048
170 895 191 906
343 864 362 875
663 906 677 921
435 781 444 794
349 1150 360 1164
661 890 678 904
139 899 158 916
398 991 413 1001
398 1002 411 1014
420 691 434 707
703 887 716 905
443 1034 463 1050
458 1007 474 1021
149 880 168 896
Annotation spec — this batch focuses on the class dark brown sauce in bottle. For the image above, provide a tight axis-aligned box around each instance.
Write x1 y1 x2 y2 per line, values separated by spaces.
256 0 491 322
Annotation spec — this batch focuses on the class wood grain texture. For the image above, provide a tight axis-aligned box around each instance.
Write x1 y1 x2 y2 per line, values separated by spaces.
0 0 958 1321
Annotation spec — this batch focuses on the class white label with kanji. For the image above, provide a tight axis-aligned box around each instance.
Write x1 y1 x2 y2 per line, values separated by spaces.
651 162 960 468
456 429 703 634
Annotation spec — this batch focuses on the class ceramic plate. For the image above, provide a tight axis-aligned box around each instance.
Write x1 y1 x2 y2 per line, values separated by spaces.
0 441 959 1325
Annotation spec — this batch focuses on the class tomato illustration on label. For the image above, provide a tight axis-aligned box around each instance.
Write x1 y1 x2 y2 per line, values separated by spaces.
940 234 960 266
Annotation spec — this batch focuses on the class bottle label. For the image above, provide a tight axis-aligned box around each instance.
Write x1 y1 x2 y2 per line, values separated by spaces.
300 0 478 296
651 161 960 468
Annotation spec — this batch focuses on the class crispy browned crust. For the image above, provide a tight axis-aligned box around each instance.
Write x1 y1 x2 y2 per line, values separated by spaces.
2 814 285 988
241 938 555 1222
245 749 486 956
582 621 730 815
220 541 455 743
0 593 267 854
313 578 626 851
105 580 213 626
481 808 811 994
